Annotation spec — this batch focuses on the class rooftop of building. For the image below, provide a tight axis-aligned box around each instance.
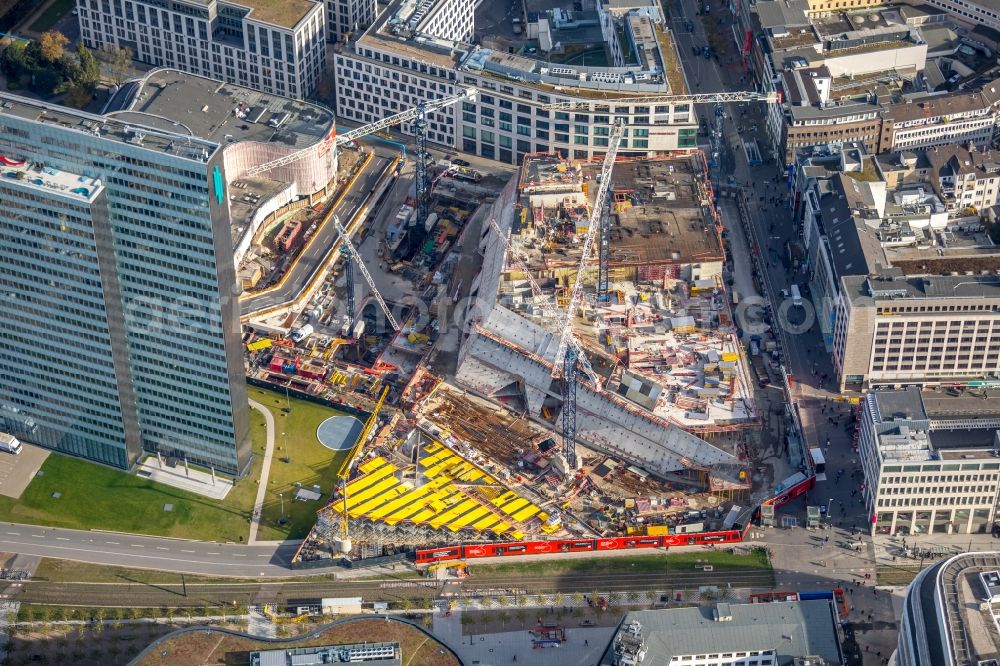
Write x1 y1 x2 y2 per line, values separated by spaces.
909 552 1000 666
922 389 1000 420
581 156 723 266
357 0 686 97
111 69 332 150
225 0 321 29
599 601 843 666
872 387 928 423
250 641 401 666
754 0 811 30
0 90 219 165
0 156 104 204
885 79 1000 123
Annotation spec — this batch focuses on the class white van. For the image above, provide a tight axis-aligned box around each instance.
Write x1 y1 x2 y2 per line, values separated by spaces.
0 433 22 455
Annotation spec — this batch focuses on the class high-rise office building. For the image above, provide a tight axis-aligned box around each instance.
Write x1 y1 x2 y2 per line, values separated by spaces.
0 69 336 475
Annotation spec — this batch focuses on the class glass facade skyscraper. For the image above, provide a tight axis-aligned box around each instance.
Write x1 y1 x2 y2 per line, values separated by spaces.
0 93 252 475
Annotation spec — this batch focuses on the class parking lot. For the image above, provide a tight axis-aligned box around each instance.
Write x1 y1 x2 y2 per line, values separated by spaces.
0 444 49 500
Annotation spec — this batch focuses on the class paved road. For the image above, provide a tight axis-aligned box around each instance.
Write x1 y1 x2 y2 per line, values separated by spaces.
239 151 395 316
0 523 301 577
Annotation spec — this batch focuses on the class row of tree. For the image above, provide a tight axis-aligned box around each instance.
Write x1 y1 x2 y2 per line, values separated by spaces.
0 30 131 107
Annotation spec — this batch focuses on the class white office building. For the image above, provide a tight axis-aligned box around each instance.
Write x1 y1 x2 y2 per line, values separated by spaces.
77 0 327 99
335 0 700 164
859 387 1000 537
325 0 377 43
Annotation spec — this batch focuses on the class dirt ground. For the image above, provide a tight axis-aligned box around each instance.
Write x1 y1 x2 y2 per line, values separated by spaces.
134 618 458 666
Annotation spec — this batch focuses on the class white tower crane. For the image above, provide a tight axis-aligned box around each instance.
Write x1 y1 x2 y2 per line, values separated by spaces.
553 121 625 472
485 216 602 389
243 88 477 178
332 216 400 331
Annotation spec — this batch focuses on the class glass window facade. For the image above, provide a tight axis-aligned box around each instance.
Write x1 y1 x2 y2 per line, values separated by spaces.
0 102 251 475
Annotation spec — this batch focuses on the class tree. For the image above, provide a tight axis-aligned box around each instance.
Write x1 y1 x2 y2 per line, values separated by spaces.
76 44 100 88
554 592 565 608
645 589 658 607
572 592 585 607
497 610 510 629
39 31 69 63
31 67 62 96
101 45 133 86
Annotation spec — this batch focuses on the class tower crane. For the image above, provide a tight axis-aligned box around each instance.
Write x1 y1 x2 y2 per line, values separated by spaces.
332 216 400 330
242 87 477 178
486 216 601 389
552 121 625 473
543 89 779 303
335 385 389 553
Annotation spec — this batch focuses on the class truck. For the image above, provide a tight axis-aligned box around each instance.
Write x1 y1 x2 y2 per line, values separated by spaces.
0 433 22 455
749 353 770 388
290 324 314 343
790 283 802 307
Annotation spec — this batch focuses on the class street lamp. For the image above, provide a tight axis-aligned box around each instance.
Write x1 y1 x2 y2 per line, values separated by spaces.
278 492 286 525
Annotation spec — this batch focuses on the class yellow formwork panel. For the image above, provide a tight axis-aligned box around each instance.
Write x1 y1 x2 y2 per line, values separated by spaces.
367 486 422 521
472 514 501 532
540 523 560 534
358 456 388 474
490 522 510 535
500 498 529 516
344 463 394 496
511 530 525 540
458 468 485 482
352 483 406 516
422 441 442 455
490 491 516 507
419 450 451 468
377 479 449 524
512 504 540 522
407 507 437 524
346 478 399 512
448 506 489 531
424 454 460 478
430 499 478 530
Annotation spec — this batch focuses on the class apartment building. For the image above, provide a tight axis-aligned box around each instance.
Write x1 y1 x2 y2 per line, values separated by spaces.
77 0 326 99
0 70 336 475
859 387 1000 536
334 0 699 164
926 143 1000 213
880 81 1000 151
326 0 377 43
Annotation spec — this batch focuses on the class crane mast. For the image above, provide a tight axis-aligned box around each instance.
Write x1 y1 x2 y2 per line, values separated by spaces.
486 216 601 389
332 216 400 331
554 121 624 472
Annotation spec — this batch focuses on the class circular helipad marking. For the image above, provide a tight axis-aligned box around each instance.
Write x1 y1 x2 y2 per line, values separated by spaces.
316 415 364 451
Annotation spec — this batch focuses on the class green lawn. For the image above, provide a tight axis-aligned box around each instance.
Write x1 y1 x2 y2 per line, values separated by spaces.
29 0 76 33
0 406 268 542
470 548 772 577
249 386 356 541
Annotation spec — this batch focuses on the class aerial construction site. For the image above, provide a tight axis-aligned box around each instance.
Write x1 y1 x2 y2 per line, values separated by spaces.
258 145 790 569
